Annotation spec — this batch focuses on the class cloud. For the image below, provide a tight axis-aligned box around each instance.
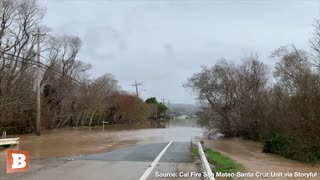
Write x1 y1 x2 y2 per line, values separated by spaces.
41 0 319 104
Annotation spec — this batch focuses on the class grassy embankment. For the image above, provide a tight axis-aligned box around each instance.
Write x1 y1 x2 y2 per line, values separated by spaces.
192 146 242 174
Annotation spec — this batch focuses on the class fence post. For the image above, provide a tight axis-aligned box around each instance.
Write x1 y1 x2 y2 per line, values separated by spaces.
2 131 6 138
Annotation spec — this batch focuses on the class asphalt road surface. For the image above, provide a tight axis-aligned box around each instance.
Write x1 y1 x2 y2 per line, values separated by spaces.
2 142 202 180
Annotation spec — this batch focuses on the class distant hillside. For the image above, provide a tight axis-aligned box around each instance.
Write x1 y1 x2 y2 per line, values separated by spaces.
170 104 200 115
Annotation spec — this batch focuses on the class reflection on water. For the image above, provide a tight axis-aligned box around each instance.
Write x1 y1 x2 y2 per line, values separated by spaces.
0 118 203 159
166 118 199 128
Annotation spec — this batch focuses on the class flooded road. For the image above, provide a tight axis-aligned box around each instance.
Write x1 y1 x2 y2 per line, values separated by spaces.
1 118 203 180
1 118 202 158
1 118 319 180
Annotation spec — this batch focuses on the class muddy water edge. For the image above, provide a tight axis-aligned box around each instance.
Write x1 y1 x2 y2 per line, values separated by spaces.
0 118 202 158
0 118 319 180
203 138 320 179
0 119 203 176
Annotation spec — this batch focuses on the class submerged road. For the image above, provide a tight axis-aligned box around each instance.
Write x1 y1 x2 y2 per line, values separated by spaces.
2 142 201 180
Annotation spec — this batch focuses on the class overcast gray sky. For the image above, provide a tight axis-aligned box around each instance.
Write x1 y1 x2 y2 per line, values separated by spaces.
41 0 319 104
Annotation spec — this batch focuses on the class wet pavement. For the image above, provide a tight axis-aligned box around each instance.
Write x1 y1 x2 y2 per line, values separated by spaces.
0 119 202 158
70 143 169 162
2 142 201 180
2 118 319 180
68 142 193 163
1 118 203 180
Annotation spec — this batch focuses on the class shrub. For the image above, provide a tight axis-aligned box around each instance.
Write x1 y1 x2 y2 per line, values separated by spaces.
261 132 320 163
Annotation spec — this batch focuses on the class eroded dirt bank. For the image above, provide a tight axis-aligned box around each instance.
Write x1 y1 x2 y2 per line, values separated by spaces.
203 138 320 179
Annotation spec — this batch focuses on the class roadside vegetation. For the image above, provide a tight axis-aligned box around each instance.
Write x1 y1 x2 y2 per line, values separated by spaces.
185 21 320 163
205 148 242 174
191 146 199 158
0 0 167 135
192 146 241 177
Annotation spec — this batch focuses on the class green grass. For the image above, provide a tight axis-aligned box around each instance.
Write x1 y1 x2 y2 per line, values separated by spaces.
191 145 242 174
205 148 242 174
191 146 199 158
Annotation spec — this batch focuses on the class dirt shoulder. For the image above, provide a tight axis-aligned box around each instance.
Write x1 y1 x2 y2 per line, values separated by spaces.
202 138 320 176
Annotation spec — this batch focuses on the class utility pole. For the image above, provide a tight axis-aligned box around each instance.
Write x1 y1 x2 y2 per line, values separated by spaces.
34 28 45 136
167 101 170 118
161 98 165 104
132 81 141 97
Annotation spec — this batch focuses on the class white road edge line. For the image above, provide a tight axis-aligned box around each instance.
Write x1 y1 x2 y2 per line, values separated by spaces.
139 141 173 180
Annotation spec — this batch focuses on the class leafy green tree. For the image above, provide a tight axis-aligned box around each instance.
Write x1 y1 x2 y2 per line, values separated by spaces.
145 97 158 104
158 103 168 113
145 97 168 114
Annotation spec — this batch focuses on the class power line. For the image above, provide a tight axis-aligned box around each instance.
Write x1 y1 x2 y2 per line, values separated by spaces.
0 51 88 86
1 41 88 136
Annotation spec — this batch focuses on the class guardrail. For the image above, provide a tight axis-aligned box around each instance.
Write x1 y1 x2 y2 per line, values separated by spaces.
0 137 20 149
198 142 215 180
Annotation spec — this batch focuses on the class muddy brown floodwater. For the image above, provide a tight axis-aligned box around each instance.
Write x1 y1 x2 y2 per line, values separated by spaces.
1 118 319 180
203 138 320 180
0 119 203 176
0 118 203 158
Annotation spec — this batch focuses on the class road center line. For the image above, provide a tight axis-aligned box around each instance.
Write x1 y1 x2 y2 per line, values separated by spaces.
139 141 173 180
